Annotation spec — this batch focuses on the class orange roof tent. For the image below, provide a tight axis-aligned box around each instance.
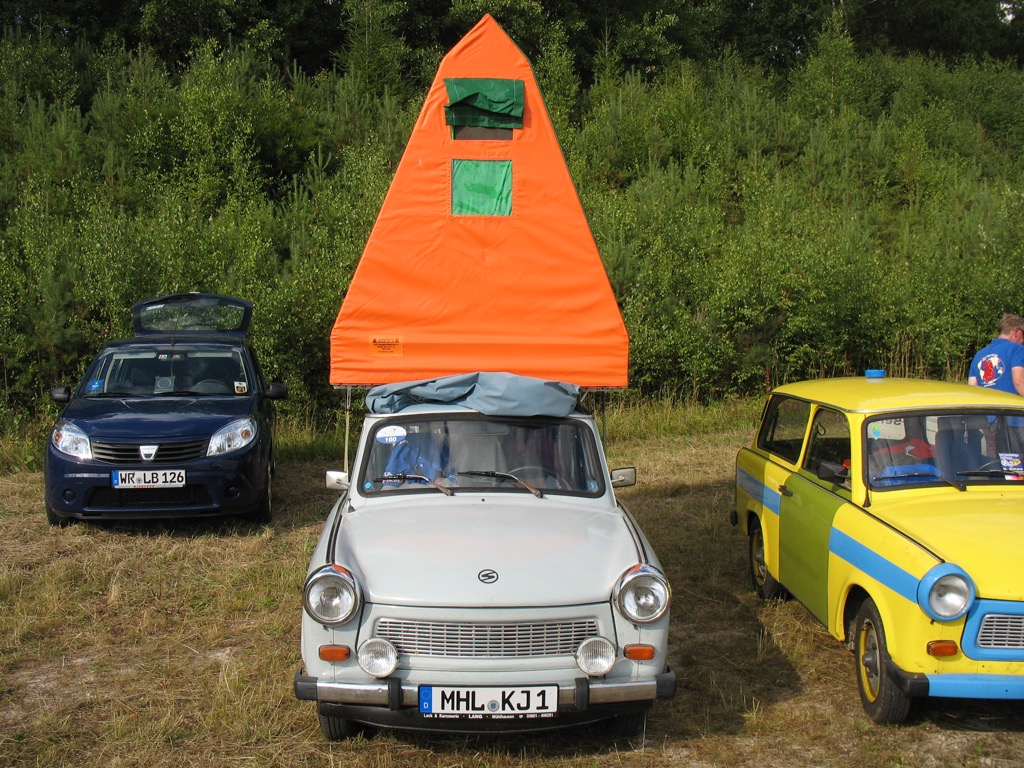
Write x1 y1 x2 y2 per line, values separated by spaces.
329 14 628 388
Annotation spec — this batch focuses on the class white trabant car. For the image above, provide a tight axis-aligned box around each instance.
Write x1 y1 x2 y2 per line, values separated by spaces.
294 374 675 738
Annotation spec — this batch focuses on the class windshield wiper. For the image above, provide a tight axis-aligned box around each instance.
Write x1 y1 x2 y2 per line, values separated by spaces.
459 470 543 498
86 391 137 398
373 473 453 496
871 471 965 492
957 469 1024 478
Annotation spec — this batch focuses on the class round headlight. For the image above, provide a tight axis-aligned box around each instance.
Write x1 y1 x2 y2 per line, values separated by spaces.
52 420 92 460
358 638 398 678
576 636 616 676
616 564 671 624
917 564 974 621
303 565 361 625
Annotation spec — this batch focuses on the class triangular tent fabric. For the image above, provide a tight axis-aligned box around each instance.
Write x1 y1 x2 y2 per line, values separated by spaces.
329 14 629 388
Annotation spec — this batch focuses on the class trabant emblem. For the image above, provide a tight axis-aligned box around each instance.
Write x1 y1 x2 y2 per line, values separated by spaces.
478 569 498 584
139 445 158 462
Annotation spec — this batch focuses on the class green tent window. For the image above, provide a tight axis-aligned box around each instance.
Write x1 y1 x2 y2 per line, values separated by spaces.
444 78 524 135
452 160 512 216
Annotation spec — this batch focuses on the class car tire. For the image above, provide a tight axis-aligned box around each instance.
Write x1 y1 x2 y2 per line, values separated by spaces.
606 710 647 739
853 597 913 724
318 713 359 741
251 467 272 525
45 506 73 528
748 520 785 600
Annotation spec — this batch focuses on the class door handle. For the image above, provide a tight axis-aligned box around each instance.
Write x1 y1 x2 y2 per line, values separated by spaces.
779 485 793 497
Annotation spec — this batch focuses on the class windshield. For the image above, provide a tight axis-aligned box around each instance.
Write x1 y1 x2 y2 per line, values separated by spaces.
866 411 1024 489
81 345 250 397
359 415 605 496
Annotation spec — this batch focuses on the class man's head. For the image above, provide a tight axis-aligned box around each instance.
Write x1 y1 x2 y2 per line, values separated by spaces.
998 313 1024 343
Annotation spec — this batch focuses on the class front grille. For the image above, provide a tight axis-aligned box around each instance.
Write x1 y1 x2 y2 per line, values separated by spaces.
977 614 1024 649
92 439 208 464
87 486 212 508
375 618 600 658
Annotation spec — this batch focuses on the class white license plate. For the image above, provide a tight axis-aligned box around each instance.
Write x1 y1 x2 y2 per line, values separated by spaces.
112 469 186 489
419 685 557 718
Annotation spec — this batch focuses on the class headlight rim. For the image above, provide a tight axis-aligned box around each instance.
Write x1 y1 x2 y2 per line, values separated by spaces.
615 563 671 625
302 564 361 626
917 563 975 622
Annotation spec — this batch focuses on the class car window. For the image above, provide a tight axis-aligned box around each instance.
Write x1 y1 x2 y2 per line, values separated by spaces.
757 396 811 464
82 346 249 396
359 416 604 496
867 410 1024 488
803 408 852 489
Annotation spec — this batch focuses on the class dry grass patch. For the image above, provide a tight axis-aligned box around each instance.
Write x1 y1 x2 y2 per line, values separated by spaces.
3 404 1024 767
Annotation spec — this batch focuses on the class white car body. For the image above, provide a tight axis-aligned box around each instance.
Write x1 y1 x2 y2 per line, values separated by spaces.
295 396 675 738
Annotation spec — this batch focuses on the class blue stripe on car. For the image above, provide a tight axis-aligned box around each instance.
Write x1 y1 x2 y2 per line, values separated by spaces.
829 529 918 604
925 674 1024 699
737 467 781 516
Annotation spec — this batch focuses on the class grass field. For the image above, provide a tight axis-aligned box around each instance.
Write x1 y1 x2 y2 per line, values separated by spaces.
2 399 1023 767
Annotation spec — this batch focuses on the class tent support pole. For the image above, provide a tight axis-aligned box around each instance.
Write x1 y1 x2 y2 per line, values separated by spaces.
344 386 352 474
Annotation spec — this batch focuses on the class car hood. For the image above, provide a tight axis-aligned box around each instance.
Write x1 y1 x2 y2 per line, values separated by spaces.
873 492 1024 600
337 496 642 607
61 396 253 439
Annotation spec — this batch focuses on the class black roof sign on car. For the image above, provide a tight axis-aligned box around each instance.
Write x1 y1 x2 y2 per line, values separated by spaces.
133 293 252 337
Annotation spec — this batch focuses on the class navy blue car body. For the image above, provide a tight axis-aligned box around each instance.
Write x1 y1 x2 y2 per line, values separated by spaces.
44 294 287 525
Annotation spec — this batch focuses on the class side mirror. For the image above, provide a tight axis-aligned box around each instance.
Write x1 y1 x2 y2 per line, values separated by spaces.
50 386 71 403
265 381 288 400
817 461 850 484
610 466 637 488
326 470 349 490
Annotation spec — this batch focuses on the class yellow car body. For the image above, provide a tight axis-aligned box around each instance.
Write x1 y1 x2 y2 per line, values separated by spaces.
733 374 1024 722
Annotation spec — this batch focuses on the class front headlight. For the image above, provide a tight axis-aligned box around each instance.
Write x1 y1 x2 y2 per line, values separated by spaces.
207 417 257 456
303 564 361 625
917 564 975 621
51 420 92 459
615 564 671 624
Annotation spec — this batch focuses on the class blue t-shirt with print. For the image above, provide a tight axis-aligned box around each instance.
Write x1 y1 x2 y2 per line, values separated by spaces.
970 337 1024 394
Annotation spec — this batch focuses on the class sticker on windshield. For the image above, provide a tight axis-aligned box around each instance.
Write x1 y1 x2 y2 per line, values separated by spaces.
998 452 1024 478
234 381 247 394
86 379 103 393
376 425 407 444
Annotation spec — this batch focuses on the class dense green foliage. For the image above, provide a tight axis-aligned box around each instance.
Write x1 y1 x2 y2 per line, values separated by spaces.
4 7 1024 428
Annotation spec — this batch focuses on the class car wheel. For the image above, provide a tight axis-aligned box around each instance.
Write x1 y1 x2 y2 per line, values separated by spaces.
748 520 785 599
318 713 359 741
251 468 272 525
45 506 73 528
853 597 913 724
605 710 647 739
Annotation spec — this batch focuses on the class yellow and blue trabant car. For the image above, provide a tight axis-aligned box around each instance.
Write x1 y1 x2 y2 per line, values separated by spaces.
733 373 1024 723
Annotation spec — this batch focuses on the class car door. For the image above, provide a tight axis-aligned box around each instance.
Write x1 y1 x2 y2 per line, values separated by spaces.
779 406 852 624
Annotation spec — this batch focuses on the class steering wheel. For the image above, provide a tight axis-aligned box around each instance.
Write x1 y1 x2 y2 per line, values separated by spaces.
192 379 231 394
508 465 565 489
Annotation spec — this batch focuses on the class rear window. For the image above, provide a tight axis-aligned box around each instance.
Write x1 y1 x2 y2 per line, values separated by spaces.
757 396 811 465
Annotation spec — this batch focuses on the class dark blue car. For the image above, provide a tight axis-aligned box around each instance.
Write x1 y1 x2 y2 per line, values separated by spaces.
44 293 287 526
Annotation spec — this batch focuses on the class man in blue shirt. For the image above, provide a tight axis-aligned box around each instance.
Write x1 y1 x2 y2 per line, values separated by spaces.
968 313 1024 395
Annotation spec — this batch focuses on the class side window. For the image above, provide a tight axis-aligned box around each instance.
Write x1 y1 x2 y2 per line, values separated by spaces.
803 408 852 488
757 396 811 464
